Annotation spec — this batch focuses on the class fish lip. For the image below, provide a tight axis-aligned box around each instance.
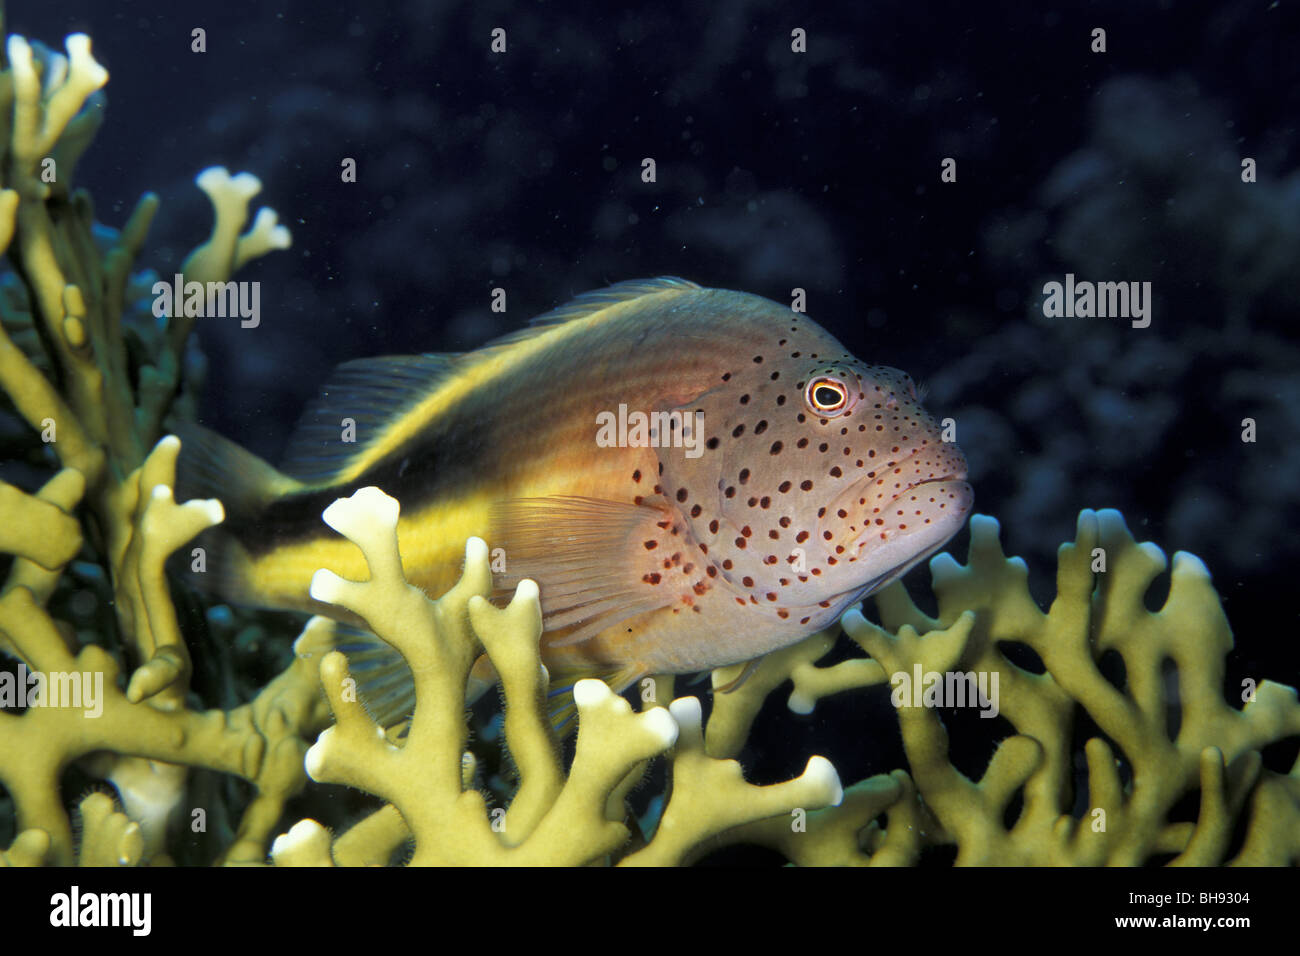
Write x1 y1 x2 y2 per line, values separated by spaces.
874 441 969 509
848 473 973 559
828 533 952 609
874 473 974 523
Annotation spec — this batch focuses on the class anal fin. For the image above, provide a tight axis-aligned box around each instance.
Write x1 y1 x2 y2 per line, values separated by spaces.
544 662 646 736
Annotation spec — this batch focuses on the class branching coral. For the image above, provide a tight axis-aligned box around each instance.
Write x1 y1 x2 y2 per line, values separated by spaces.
274 487 843 866
259 491 1298 867
0 20 307 865
767 511 1300 865
0 17 1295 868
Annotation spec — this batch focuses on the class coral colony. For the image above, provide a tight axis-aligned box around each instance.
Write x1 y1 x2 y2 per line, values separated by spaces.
0 19 1297 868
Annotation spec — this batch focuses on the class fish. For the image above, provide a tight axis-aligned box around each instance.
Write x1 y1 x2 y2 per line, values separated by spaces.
175 277 972 727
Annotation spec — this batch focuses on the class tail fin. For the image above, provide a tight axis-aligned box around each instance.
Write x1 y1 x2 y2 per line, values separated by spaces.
172 422 298 519
171 423 301 607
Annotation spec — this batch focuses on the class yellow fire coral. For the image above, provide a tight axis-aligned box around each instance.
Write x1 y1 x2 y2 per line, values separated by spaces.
275 486 843 866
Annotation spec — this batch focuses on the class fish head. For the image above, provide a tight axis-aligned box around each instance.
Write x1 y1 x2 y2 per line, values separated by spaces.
800 361 973 602
658 314 972 622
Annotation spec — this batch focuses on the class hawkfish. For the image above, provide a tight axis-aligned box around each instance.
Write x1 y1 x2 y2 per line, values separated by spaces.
176 278 972 726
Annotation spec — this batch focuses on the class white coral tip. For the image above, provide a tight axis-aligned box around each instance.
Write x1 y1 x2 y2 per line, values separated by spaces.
839 606 868 636
308 568 345 604
1172 551 1210 579
930 551 962 586
572 678 611 708
803 755 843 806
969 513 1001 542
304 727 333 780
322 486 399 538
464 535 488 565
642 707 679 748
787 690 815 715
195 166 231 190
66 34 108 85
1138 541 1167 568
668 696 702 735
270 819 327 859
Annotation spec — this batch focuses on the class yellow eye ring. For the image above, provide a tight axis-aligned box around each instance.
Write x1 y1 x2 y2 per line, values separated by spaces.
806 377 849 415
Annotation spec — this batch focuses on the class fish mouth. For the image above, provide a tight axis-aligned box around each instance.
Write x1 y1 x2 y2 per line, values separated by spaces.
829 532 955 609
880 442 970 503
838 443 973 566
834 443 970 540
827 475 973 610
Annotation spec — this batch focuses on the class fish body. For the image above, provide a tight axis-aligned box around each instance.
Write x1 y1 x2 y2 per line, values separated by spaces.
178 278 972 706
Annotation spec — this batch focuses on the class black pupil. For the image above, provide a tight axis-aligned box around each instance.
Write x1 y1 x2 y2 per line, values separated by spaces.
814 385 841 407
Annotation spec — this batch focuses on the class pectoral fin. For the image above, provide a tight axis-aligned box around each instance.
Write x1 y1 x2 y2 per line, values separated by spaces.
491 495 681 649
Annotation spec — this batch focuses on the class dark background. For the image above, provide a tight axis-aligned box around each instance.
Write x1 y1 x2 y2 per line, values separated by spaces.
12 0 1299 809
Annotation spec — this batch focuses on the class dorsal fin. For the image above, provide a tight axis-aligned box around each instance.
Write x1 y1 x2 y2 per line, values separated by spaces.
280 353 459 483
528 276 700 328
278 278 701 484
477 276 701 351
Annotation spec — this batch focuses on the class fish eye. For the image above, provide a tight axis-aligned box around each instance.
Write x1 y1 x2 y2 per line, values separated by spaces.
805 376 850 416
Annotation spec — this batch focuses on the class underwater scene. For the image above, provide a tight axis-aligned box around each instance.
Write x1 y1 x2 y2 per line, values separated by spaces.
0 0 1297 894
